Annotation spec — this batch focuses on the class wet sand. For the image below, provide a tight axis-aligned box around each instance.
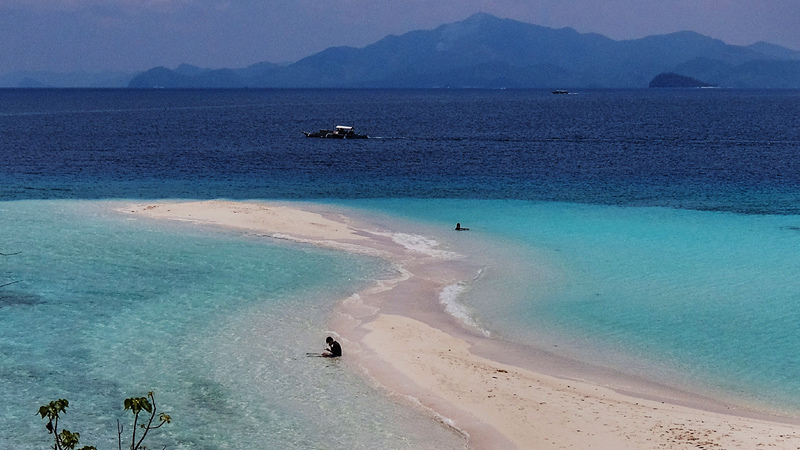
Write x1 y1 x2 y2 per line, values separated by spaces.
124 200 800 449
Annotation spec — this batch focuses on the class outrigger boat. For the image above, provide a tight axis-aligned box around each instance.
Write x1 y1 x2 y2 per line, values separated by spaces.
303 125 368 139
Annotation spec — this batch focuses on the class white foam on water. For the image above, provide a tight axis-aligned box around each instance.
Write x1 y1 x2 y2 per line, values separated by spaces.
439 281 491 337
375 231 461 259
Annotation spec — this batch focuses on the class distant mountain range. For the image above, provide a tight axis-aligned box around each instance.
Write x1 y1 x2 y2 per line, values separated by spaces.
4 13 800 89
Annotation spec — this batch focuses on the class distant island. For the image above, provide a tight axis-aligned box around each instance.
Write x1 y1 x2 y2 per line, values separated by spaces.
649 73 715 88
3 13 800 89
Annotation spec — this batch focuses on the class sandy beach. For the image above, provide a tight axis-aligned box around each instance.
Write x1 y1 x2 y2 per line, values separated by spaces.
125 200 800 449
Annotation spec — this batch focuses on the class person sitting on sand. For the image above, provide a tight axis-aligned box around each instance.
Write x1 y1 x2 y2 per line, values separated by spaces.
455 222 469 231
322 336 342 357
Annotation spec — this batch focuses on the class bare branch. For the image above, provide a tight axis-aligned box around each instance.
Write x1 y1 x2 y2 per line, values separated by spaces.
133 393 158 450
117 420 124 450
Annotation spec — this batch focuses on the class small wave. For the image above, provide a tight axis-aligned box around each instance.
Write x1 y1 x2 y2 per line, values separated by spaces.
439 282 490 337
381 232 460 259
390 232 439 252
399 393 471 448
267 232 392 258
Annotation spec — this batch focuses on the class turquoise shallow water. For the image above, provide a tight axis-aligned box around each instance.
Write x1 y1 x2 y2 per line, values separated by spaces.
5 196 800 448
0 200 465 449
5 197 800 448
336 198 800 415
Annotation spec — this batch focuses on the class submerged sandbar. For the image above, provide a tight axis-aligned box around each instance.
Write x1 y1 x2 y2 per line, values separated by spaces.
124 200 800 449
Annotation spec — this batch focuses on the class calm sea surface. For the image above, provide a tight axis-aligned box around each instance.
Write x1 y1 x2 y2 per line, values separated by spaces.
3 88 800 212
2 89 800 448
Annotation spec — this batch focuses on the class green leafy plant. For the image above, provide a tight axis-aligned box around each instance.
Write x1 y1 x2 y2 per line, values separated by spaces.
39 392 172 450
37 399 96 450
119 392 172 450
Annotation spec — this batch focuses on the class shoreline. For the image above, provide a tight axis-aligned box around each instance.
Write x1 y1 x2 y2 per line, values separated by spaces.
123 200 800 449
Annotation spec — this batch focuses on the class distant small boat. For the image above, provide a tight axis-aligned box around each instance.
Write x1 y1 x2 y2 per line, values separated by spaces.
303 125 368 139
551 90 570 94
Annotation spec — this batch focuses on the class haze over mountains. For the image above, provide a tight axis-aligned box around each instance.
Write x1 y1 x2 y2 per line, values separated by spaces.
4 13 800 89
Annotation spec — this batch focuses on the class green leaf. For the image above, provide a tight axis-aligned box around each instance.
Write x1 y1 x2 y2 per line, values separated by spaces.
39 399 70 420
59 429 80 450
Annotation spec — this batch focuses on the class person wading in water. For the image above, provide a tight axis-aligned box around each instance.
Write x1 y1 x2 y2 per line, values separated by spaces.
322 336 342 357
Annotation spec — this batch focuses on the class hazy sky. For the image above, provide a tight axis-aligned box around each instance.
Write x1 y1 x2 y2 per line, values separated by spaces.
2 0 799 74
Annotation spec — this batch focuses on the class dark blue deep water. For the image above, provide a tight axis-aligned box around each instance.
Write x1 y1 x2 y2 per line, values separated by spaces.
2 88 799 213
